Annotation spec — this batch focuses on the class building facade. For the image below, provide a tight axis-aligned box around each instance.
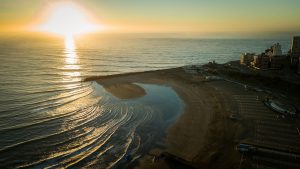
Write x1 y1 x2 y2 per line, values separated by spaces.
270 55 284 69
291 37 300 73
261 54 270 70
290 55 299 67
251 54 262 68
298 57 300 74
266 43 282 57
291 36 300 55
240 53 254 66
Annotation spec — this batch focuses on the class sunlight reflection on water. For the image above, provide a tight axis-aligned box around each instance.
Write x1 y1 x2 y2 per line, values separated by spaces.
64 35 77 64
63 35 81 83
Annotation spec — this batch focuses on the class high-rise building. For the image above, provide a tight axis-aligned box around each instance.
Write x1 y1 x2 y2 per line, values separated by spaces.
240 53 254 66
298 57 300 74
266 43 282 57
261 53 270 70
291 36 300 55
291 37 300 69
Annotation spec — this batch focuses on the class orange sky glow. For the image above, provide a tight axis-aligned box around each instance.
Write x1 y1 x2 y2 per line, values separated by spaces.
0 0 299 37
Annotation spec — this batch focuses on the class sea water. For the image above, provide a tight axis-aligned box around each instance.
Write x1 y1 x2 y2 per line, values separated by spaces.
0 33 291 168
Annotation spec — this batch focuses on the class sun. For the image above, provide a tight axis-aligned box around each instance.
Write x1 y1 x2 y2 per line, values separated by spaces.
37 2 99 37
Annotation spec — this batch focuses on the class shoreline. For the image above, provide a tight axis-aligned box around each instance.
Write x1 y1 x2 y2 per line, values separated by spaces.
85 63 300 169
87 66 241 168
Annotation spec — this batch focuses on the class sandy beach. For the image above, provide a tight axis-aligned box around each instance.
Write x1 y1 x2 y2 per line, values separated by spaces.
86 67 242 169
86 64 300 169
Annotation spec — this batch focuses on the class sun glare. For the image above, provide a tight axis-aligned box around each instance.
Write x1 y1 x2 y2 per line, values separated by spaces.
37 3 99 37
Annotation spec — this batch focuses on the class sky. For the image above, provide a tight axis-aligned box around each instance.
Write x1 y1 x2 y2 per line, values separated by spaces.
0 0 300 36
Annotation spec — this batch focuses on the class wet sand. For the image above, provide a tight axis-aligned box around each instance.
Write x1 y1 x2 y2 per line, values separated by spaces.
87 67 244 169
100 83 146 99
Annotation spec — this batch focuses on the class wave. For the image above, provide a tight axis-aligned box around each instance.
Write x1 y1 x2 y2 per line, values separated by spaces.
0 82 184 168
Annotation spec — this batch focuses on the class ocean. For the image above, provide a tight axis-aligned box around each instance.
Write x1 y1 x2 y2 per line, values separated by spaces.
0 34 291 168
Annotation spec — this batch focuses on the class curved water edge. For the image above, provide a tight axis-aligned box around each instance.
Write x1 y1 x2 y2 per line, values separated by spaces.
0 81 184 168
